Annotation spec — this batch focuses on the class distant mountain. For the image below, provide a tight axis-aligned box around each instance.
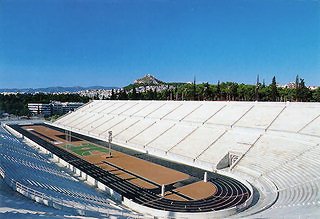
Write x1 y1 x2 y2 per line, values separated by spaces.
134 74 164 85
0 86 119 93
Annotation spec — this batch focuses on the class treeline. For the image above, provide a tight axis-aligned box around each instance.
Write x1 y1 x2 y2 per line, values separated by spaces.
0 93 89 116
1 76 319 116
112 76 320 102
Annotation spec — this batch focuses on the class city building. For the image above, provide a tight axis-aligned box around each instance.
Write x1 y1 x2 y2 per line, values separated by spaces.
28 101 84 116
27 103 52 116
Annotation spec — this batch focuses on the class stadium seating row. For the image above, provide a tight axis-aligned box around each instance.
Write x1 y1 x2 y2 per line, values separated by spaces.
0 131 135 217
56 100 320 132
55 101 320 170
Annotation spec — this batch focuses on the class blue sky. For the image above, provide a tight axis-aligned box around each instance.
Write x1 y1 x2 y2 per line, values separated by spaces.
0 0 319 88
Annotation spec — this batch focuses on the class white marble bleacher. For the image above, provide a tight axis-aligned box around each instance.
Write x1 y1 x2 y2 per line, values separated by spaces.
129 101 165 118
0 132 134 217
78 100 99 113
120 101 153 116
162 102 201 122
97 101 126 115
205 103 253 126
102 117 140 138
77 114 105 131
87 100 111 113
235 133 320 217
54 101 320 172
146 123 197 151
82 114 112 132
299 115 320 137
256 175 320 217
73 113 98 130
56 109 83 125
268 103 320 132
108 101 140 116
235 133 317 174
267 130 320 145
68 111 94 128
258 204 320 219
147 101 183 120
169 126 226 159
182 102 226 124
197 129 261 166
234 103 285 130
266 146 320 190
127 119 174 146
115 119 156 150
90 116 126 136
54 113 72 125
60 111 86 128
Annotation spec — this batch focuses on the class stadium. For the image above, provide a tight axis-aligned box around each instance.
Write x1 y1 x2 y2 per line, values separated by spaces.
1 100 319 218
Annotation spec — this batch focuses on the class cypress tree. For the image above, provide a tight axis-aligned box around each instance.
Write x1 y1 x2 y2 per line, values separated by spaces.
295 75 300 101
270 76 278 101
255 74 260 101
216 81 221 101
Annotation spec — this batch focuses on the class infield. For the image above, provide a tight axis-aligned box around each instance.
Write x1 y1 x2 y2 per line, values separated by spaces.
21 124 218 201
64 143 110 156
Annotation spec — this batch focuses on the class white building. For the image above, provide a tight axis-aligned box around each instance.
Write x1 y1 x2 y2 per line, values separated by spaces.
28 102 84 116
27 103 52 116
51 101 84 114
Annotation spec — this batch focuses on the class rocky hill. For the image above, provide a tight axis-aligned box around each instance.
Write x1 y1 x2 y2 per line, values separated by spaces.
134 74 164 85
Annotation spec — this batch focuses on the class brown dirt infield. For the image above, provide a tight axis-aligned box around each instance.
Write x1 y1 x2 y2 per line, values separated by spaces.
174 181 217 200
22 124 217 201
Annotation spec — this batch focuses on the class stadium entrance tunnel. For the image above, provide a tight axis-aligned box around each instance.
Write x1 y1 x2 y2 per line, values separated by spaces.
5 123 255 218
216 151 242 169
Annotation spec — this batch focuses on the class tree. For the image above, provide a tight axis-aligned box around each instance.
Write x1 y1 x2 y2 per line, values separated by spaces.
203 82 212 100
118 90 128 100
110 89 116 100
153 89 158 100
312 87 320 102
129 87 138 100
193 76 197 101
216 81 221 101
295 75 310 102
230 83 238 101
259 86 270 101
255 74 260 101
295 75 299 101
270 76 279 101
298 78 310 102
0 93 89 116
279 87 295 102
